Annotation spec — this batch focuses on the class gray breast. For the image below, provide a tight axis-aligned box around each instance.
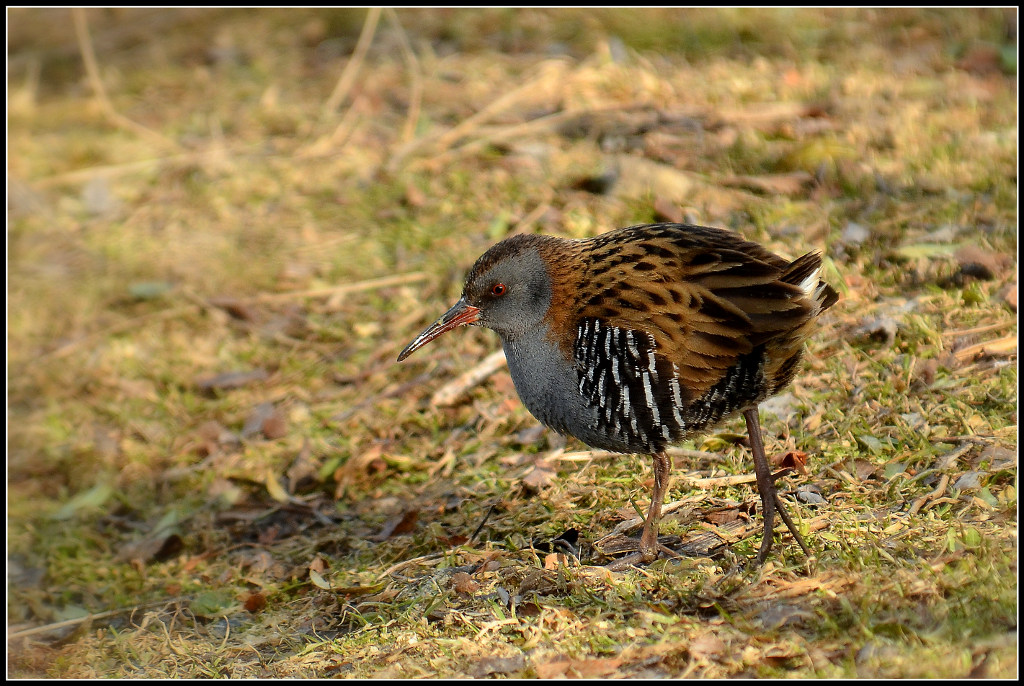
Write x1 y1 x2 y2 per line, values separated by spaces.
500 326 635 454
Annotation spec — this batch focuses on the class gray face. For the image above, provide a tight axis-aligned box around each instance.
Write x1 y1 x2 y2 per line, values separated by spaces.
463 247 552 341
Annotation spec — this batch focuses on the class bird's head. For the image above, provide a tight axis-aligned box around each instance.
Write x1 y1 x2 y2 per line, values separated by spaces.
397 235 557 361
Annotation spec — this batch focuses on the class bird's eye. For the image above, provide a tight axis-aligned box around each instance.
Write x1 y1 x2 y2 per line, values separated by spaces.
490 283 507 297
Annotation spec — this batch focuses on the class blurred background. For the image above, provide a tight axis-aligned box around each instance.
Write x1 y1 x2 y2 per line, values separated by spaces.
7 7 1017 679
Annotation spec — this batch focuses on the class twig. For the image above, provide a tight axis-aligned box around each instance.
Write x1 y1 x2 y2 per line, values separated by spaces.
329 373 435 424
430 350 508 407
941 321 1017 338
300 7 382 157
603 499 693 538
8 597 188 639
32 304 200 362
249 272 429 304
299 94 366 158
383 8 423 144
24 273 426 364
33 148 252 188
391 62 583 171
468 504 496 544
548 450 619 462
666 447 730 462
773 491 813 559
376 551 447 581
906 473 950 516
953 335 1017 362
410 108 579 171
34 157 173 187
320 7 382 120
934 442 976 470
682 473 758 488
927 435 996 444
507 196 553 236
71 8 178 151
434 60 568 151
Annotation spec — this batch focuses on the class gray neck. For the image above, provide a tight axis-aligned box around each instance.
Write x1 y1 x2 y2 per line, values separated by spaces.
500 325 625 452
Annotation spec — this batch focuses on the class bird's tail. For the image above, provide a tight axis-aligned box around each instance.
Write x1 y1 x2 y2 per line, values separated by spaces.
783 251 839 313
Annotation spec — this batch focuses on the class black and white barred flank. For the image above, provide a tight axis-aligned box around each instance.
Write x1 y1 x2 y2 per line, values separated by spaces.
572 317 770 453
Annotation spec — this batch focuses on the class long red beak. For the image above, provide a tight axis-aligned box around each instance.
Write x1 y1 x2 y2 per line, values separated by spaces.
397 297 481 361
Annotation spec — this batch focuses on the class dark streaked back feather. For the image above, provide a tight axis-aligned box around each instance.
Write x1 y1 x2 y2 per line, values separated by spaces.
535 223 837 451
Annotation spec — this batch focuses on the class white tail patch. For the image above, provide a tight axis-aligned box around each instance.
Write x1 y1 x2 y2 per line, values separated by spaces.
799 268 820 299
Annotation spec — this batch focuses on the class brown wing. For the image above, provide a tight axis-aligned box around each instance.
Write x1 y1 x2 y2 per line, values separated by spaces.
573 223 820 405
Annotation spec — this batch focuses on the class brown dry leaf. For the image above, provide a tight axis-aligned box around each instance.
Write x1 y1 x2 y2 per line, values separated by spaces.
763 644 803 667
852 458 878 481
334 444 387 498
652 196 685 223
335 582 388 597
956 43 1004 75
518 568 559 596
309 554 330 574
244 591 267 613
543 553 568 570
451 571 481 594
975 445 1016 471
181 553 214 573
913 357 940 388
516 601 544 617
257 522 282 545
955 244 1011 281
718 101 817 126
470 654 527 678
689 633 727 661
276 261 315 290
242 402 275 439
116 532 184 565
522 460 558 491
536 656 622 679
706 508 741 525
196 419 229 444
772 450 809 475
571 566 614 586
286 438 318 493
404 182 426 207
854 316 899 346
771 574 849 599
759 602 813 630
261 408 288 439
370 509 419 541
719 171 813 196
476 551 505 573
195 369 269 392
238 548 280 577
208 296 263 322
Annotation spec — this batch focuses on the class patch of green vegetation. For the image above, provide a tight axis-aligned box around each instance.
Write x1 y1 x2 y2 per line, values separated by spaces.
8 6 1016 680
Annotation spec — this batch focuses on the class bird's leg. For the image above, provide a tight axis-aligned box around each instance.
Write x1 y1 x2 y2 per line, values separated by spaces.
744 407 778 563
607 451 673 571
773 490 813 559
744 407 810 563
637 451 672 563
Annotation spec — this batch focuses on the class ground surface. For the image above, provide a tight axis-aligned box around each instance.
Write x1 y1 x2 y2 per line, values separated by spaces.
8 7 1017 678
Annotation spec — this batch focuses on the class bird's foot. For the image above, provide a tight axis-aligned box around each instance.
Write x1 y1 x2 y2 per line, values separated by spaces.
600 539 682 571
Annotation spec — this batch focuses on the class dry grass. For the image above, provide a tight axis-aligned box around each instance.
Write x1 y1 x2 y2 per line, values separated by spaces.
8 7 1017 678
